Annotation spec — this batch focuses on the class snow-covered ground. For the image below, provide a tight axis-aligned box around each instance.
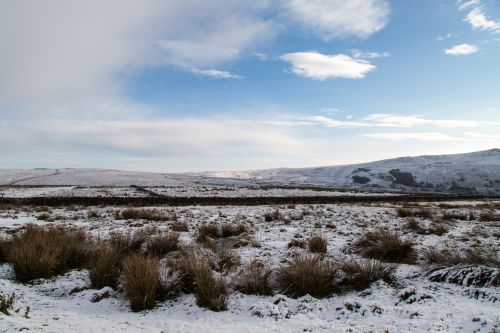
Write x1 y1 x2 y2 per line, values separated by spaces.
0 198 499 332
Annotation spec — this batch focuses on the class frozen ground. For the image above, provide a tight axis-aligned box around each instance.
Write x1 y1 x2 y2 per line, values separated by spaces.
0 196 499 332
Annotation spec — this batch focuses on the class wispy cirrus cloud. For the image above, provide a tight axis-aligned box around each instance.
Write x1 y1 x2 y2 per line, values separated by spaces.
283 0 390 39
465 7 500 32
444 43 479 55
189 68 243 79
280 52 376 80
362 132 462 141
299 113 500 129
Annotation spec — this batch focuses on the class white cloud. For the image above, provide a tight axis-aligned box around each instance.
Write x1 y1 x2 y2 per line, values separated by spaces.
283 0 390 39
457 0 481 11
0 117 309 159
0 0 275 106
363 132 462 142
444 43 479 55
464 131 500 139
190 68 243 79
465 7 500 32
305 116 370 127
280 52 376 80
351 49 391 59
303 114 500 129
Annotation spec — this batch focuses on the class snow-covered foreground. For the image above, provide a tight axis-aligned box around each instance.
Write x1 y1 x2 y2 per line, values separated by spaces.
0 200 499 332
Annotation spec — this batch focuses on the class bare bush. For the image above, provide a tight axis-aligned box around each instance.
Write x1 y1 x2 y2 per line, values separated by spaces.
308 235 328 254
352 229 415 264
276 254 337 298
221 223 248 238
122 253 159 312
235 260 272 296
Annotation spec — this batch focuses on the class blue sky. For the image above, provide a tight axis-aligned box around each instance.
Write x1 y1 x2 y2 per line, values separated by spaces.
1 0 499 172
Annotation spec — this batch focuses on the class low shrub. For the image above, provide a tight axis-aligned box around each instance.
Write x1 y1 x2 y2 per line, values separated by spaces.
122 253 159 312
352 229 415 264
339 259 395 291
276 254 337 298
308 235 328 254
396 208 413 218
480 211 500 222
193 263 228 311
196 224 220 243
422 246 500 268
235 260 272 296
109 229 151 255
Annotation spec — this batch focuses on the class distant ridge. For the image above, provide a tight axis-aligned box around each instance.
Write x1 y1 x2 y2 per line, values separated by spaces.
0 149 499 194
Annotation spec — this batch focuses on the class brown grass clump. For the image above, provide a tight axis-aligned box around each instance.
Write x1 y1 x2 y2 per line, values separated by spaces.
352 229 416 264
109 229 152 255
89 245 123 290
480 211 500 222
264 209 280 222
122 253 159 312
119 208 167 221
221 223 248 238
146 232 180 258
170 221 189 232
235 260 272 296
287 238 306 249
422 246 500 268
405 218 426 234
193 263 228 311
217 248 241 272
196 224 220 243
165 249 217 293
396 207 413 218
0 237 11 263
7 224 90 282
441 211 468 221
308 235 328 254
276 254 337 298
339 259 395 291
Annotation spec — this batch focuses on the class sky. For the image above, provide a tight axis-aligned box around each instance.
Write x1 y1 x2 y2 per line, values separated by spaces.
1 0 499 172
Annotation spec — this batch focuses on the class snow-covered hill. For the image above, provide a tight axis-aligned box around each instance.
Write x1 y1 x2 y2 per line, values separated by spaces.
198 149 500 195
0 149 499 194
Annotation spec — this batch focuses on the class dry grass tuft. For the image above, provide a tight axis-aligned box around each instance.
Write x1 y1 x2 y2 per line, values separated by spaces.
287 238 306 249
221 223 248 238
276 254 337 298
235 260 272 296
217 248 241 272
146 232 180 258
193 263 228 311
480 211 500 222
170 221 189 232
339 259 395 291
308 235 328 254
89 245 123 290
0 292 15 315
422 246 500 268
264 209 280 222
109 229 152 255
119 208 167 221
7 224 90 282
352 229 415 264
122 253 159 312
157 264 184 301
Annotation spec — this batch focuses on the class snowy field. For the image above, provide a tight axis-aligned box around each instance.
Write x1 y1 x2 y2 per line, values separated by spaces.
0 197 499 332
0 185 401 199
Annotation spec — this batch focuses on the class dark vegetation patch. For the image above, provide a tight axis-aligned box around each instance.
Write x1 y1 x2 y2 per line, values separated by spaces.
352 176 371 184
352 229 416 264
389 169 417 187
